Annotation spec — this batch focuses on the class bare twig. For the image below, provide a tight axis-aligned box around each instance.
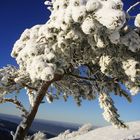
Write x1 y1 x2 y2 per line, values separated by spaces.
66 73 96 81
21 83 38 91
127 2 140 13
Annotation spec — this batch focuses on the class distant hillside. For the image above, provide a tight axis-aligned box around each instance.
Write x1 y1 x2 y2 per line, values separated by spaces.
0 113 79 140
0 119 33 140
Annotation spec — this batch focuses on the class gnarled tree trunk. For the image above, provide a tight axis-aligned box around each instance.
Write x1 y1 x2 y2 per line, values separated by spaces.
13 75 62 140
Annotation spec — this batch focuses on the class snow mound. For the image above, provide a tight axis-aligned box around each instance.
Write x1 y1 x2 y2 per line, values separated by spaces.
49 121 140 140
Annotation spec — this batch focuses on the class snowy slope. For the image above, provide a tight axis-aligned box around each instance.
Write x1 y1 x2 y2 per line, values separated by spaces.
49 121 140 140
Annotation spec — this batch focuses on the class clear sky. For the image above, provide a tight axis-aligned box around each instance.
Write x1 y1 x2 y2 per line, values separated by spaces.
0 0 140 126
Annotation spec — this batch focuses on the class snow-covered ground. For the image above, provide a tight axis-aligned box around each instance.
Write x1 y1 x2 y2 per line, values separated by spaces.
49 121 140 140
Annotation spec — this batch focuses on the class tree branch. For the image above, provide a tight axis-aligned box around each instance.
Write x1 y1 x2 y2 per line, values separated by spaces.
22 83 38 91
85 64 132 102
66 73 96 81
13 74 63 140
0 98 28 115
8 77 38 91
127 2 140 13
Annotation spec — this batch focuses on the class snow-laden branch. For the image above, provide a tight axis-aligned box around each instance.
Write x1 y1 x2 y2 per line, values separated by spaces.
0 66 23 97
99 92 128 128
0 98 28 116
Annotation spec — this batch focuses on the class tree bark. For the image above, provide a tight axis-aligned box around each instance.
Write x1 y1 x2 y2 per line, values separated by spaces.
13 74 62 140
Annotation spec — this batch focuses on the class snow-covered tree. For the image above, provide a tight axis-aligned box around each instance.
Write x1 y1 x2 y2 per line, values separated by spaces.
0 0 140 140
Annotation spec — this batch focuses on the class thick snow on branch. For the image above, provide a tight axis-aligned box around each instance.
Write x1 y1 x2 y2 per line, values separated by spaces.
99 92 127 128
11 0 127 83
0 66 22 97
11 0 140 83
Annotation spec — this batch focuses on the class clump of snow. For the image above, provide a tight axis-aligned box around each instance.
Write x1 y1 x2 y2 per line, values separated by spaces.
95 0 125 31
130 86 140 96
33 131 46 140
45 93 53 103
25 131 46 140
81 17 95 34
135 14 140 27
85 0 100 12
99 55 111 75
11 25 57 83
122 59 139 82
26 90 36 107
121 30 140 52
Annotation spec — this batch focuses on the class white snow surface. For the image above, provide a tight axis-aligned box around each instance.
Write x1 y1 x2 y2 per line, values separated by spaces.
49 121 140 140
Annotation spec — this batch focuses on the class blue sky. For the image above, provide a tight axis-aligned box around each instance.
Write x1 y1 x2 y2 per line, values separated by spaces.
0 0 140 126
